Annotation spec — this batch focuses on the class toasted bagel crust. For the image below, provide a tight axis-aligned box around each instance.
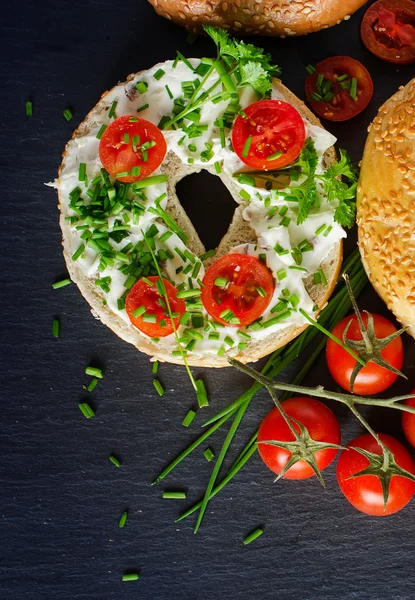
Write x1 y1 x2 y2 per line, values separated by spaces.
147 0 366 37
58 75 342 367
357 78 415 338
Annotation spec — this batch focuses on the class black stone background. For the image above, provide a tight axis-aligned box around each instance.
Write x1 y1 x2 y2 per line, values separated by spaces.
2 1 415 598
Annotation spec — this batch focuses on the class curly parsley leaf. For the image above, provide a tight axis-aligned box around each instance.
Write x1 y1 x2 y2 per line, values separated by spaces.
203 25 279 98
317 149 358 228
279 138 319 224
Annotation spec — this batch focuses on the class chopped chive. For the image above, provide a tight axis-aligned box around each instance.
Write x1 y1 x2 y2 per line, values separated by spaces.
159 231 173 244
306 64 316 75
208 332 220 341
350 77 358 101
152 360 159 375
108 100 118 119
241 136 252 158
323 225 333 237
109 455 121 468
203 447 215 462
289 265 308 272
214 161 221 174
129 116 138 122
25 100 33 117
118 511 128 528
274 243 289 256
130 165 141 177
72 243 85 262
196 379 209 408
262 310 291 328
132 305 146 318
176 289 201 299
237 173 256 187
133 174 168 189
256 286 267 298
52 278 71 289
154 68 165 80
136 81 148 93
182 409 196 427
63 108 73 121
199 249 215 261
153 378 165 397
165 84 173 99
180 311 191 325
277 269 287 281
123 132 130 144
162 491 187 499
87 377 98 392
85 366 104 379
266 150 282 161
280 216 291 227
214 277 228 288
143 313 157 323
136 103 149 113
116 171 129 178
52 319 60 338
289 293 300 307
243 528 263 545
311 92 323 102
224 336 234 347
176 51 195 72
122 574 140 582
315 224 326 236
316 73 324 93
336 74 349 82
78 403 95 418
240 189 251 201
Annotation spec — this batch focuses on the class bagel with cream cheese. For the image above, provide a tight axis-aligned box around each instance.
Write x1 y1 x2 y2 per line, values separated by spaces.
357 77 415 338
56 38 352 367
147 0 367 37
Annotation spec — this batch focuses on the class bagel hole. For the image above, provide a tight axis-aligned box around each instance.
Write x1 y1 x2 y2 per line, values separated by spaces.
176 171 236 251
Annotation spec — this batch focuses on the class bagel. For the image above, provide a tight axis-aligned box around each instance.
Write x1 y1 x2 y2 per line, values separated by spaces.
56 55 345 367
357 77 415 338
147 0 367 37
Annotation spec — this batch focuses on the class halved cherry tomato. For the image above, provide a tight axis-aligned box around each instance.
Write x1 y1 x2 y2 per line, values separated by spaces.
232 100 306 170
402 389 415 447
125 276 185 338
258 397 341 479
99 115 167 183
305 57 373 122
326 313 403 395
201 254 274 327
361 0 415 65
336 433 415 516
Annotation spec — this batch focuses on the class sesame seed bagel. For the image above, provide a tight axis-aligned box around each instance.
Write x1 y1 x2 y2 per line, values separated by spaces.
58 73 342 368
357 77 415 338
147 0 367 37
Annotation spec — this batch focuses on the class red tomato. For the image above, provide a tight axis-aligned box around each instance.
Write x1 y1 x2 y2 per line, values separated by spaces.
337 433 415 516
99 115 167 183
232 100 306 170
326 313 403 395
402 389 415 447
125 276 185 338
201 254 274 327
305 57 374 121
258 397 341 480
361 0 415 65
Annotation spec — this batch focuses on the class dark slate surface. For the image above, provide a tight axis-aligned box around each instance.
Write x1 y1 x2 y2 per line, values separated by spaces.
1 1 415 598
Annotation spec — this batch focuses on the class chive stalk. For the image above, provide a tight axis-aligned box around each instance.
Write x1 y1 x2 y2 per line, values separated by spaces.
243 528 264 545
52 319 60 337
162 491 187 499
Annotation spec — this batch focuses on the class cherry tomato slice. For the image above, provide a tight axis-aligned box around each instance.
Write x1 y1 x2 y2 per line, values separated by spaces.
402 389 415 448
99 115 167 183
125 276 185 338
337 433 415 516
232 100 306 170
361 0 415 65
326 313 404 396
201 254 274 327
258 397 341 480
305 57 374 121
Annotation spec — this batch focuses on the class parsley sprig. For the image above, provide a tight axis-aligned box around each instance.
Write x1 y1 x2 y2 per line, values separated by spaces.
317 149 358 228
204 26 280 98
